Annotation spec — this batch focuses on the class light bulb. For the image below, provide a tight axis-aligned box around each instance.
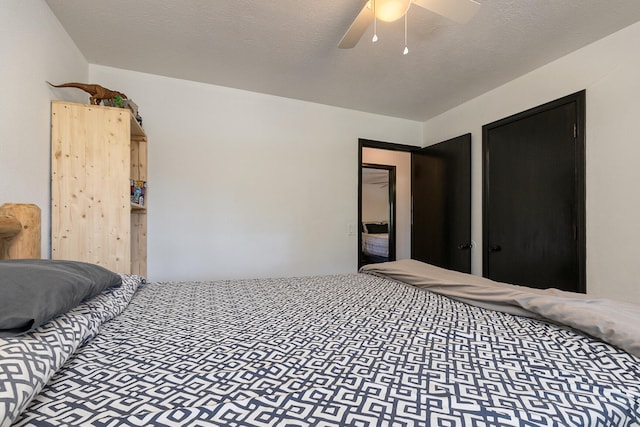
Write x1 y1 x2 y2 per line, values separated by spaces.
374 0 411 22
403 46 409 55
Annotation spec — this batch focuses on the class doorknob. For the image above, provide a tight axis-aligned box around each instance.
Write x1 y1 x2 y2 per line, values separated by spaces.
489 244 502 253
457 242 472 250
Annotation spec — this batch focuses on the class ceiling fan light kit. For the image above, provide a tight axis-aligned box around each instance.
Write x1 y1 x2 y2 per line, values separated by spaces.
338 0 481 53
374 0 412 22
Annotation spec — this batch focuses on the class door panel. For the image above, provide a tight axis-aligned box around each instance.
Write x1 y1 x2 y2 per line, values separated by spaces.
412 134 471 273
483 91 585 292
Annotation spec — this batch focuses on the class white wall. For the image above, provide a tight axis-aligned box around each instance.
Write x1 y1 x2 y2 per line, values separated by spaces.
5 1 638 302
362 179 389 223
0 0 88 257
423 21 640 303
90 66 422 281
362 148 412 260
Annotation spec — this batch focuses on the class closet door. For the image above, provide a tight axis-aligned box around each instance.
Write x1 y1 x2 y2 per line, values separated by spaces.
482 91 585 292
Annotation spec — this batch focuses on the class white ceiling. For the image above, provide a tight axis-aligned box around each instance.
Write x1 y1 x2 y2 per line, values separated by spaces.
45 0 640 121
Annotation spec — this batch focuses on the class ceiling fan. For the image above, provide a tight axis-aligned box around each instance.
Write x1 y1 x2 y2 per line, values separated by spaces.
339 0 481 50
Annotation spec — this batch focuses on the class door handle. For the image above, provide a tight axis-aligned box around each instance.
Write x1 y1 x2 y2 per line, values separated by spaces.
457 242 472 250
489 244 502 253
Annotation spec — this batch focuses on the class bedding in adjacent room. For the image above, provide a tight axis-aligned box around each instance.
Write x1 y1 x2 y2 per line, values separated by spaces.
361 232 389 258
363 222 388 234
2 262 639 426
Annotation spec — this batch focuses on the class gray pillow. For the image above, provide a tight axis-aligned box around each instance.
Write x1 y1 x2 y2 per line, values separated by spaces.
0 259 122 336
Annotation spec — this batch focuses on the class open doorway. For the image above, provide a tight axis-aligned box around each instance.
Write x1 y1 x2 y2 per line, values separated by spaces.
361 164 396 266
358 137 471 272
358 139 415 269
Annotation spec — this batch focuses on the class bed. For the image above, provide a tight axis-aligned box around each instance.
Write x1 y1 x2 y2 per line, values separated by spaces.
362 222 389 262
2 206 639 426
0 203 40 260
362 233 389 258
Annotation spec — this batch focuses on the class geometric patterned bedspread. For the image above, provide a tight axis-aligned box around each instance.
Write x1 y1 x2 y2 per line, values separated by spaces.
7 273 640 426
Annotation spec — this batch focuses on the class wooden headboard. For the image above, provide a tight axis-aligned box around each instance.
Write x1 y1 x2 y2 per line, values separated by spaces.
0 203 41 259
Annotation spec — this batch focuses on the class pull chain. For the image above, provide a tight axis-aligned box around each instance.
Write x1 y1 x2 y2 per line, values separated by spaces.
403 11 409 54
372 1 378 43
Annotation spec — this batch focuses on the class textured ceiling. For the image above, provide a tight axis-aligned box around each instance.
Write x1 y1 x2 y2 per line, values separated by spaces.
45 0 640 121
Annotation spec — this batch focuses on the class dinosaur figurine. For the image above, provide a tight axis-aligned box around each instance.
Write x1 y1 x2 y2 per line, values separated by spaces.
47 82 128 106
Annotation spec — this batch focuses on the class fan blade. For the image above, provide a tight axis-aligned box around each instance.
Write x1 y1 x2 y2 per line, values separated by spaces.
338 2 374 49
413 0 480 23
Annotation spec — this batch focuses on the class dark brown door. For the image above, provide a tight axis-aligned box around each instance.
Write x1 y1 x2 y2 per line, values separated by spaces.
411 134 471 273
483 91 585 292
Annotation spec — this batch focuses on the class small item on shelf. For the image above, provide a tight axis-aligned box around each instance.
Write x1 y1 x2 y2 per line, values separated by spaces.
130 180 146 206
124 99 143 127
124 99 138 116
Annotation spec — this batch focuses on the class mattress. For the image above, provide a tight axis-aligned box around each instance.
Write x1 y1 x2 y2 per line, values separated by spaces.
2 266 640 426
362 232 389 257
